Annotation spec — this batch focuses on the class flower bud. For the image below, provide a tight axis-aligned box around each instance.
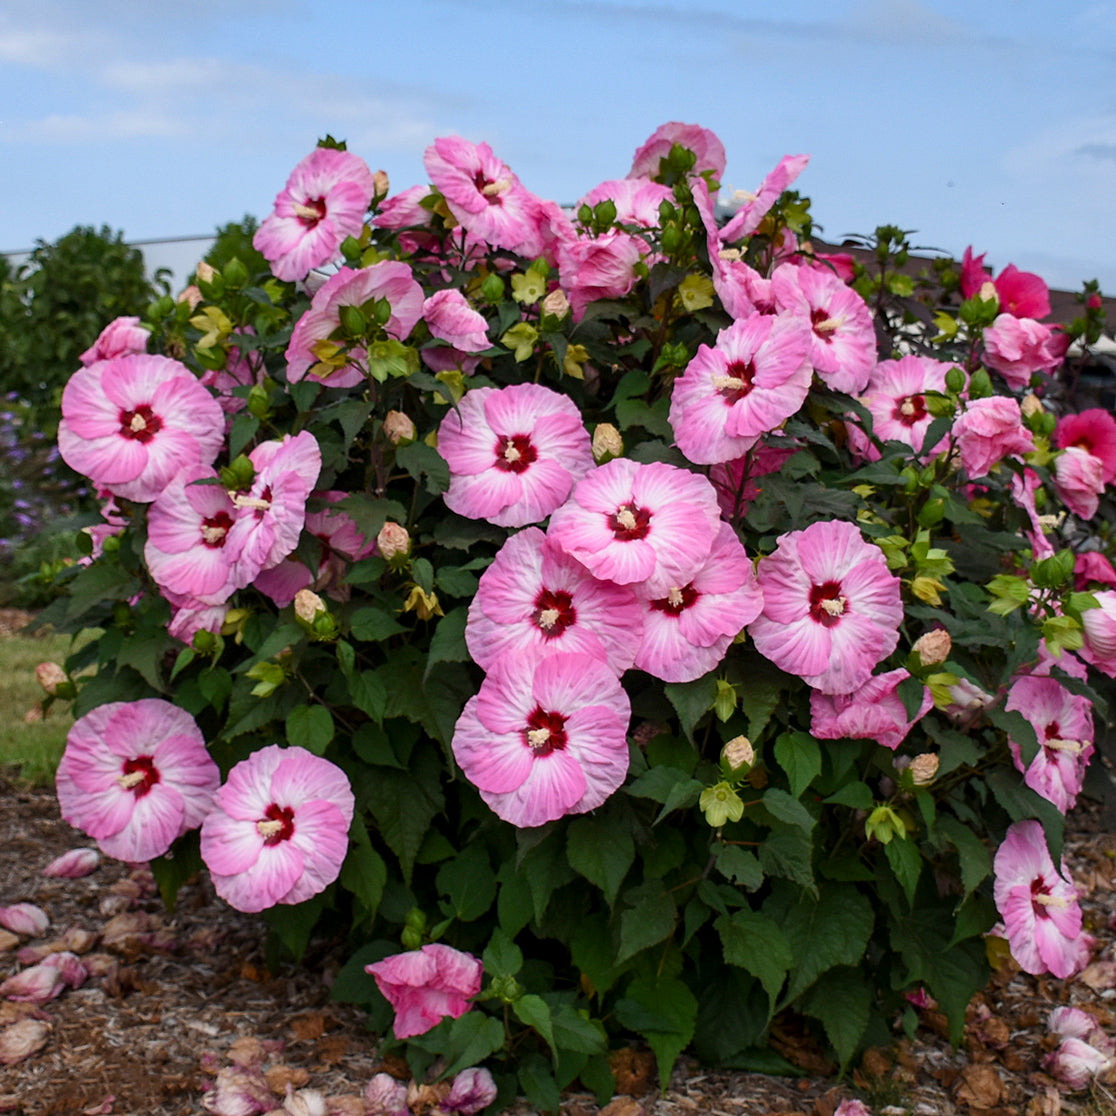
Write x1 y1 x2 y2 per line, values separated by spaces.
0 1018 50 1065
720 735 755 774
177 284 203 310
908 754 940 786
383 410 416 445
373 170 390 198
0 904 49 937
912 629 951 666
195 261 217 284
592 423 623 463
294 589 327 625
42 848 100 879
1020 392 1044 419
541 288 570 320
977 280 999 305
35 662 68 696
377 522 411 562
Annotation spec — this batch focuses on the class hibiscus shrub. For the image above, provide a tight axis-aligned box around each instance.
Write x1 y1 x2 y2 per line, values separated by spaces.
39 124 1114 1105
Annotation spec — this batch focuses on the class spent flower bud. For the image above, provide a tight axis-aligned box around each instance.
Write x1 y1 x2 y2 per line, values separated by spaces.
0 1018 50 1065
42 848 100 879
294 589 327 625
912 629 951 666
0 904 49 937
377 522 411 563
383 410 416 445
541 288 570 320
591 423 623 463
720 735 755 774
35 662 69 696
908 753 940 785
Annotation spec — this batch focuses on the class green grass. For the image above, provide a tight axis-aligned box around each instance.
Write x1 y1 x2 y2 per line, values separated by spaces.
0 628 94 785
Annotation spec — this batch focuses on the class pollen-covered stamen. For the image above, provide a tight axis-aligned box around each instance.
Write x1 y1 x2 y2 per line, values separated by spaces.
293 198 326 227
481 177 511 197
115 755 160 798
494 434 537 474
809 580 847 627
1044 738 1084 754
531 588 576 638
256 803 295 846
1033 891 1070 909
714 359 756 404
894 394 927 427
200 510 234 548
651 583 699 616
233 494 271 510
538 608 560 627
521 706 568 757
810 307 844 338
608 502 651 541
118 404 163 444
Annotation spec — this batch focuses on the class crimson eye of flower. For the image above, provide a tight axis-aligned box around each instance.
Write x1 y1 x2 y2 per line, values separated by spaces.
532 588 576 637
608 501 651 541
892 394 927 427
118 404 163 444
294 197 327 228
1044 720 1061 740
257 802 296 846
494 434 537 474
117 755 160 798
521 706 568 757
810 306 840 341
315 532 334 564
472 170 505 206
713 360 756 404
651 584 699 615
200 510 234 549
808 580 847 627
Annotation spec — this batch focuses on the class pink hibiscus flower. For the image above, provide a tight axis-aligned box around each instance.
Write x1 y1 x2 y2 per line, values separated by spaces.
423 288 489 352
749 520 903 695
810 668 933 751
466 527 644 675
547 458 721 597
1005 675 1094 815
58 354 225 503
225 431 323 584
993 264 1051 320
286 263 425 388
452 650 631 828
78 316 149 367
253 147 378 282
145 463 241 606
669 313 812 465
952 396 1034 479
771 263 876 394
993 819 1084 978
856 354 957 462
365 944 483 1040
1075 552 1116 591
633 522 764 683
199 745 354 913
1009 468 1055 561
983 314 1063 388
720 154 810 243
438 383 593 529
372 183 442 256
424 136 543 254
1055 409 1116 485
628 122 726 183
1054 446 1105 519
577 178 674 229
56 700 220 862
1080 590 1116 676
556 229 647 322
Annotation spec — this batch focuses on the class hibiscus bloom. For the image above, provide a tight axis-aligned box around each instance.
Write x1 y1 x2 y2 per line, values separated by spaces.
749 520 903 694
577 178 674 229
1075 551 1116 591
810 668 932 751
365 944 483 1039
1055 409 1116 484
983 314 1063 388
720 154 810 243
952 396 1034 479
634 522 764 683
438 383 593 528
56 700 220 862
1054 446 1105 519
58 354 225 503
856 355 957 462
286 263 425 388
452 650 631 828
253 147 378 282
466 527 644 675
993 819 1085 978
556 229 647 322
628 121 726 183
1009 468 1056 561
547 458 721 597
1080 590 1116 676
1005 675 1094 814
669 313 812 465
78 316 149 367
200 745 354 913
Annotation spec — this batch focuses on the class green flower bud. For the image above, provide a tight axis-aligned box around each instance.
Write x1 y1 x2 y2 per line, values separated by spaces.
699 781 745 828
481 273 505 303
944 366 967 394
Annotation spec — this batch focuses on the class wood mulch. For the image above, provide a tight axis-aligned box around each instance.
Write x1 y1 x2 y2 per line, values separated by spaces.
0 612 1115 1115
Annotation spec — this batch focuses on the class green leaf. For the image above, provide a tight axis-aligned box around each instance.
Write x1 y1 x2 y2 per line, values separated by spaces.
774 732 822 799
934 814 991 898
823 781 874 810
549 1003 607 1056
762 788 816 833
285 704 334 755
514 995 556 1059
715 910 793 1008
436 566 481 598
517 1054 560 1115
442 1012 506 1078
736 667 785 740
617 881 677 964
262 893 325 962
366 749 444 884
758 830 816 893
664 675 717 741
483 927 523 978
436 844 497 922
571 914 625 999
397 440 451 495
349 607 406 642
423 607 470 679
800 966 872 1072
884 836 922 907
567 815 634 907
766 883 875 1006
198 666 232 712
149 830 203 911
614 976 697 1088
714 845 763 890
626 765 701 805
986 766 1064 863
339 830 387 918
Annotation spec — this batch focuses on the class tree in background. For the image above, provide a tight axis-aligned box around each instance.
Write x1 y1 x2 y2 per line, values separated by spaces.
202 214 268 279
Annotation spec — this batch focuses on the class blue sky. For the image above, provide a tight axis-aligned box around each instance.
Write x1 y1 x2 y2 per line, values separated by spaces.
2 0 1115 293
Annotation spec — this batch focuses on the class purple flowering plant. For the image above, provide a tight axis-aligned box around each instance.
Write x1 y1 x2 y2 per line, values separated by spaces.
37 125 1116 1106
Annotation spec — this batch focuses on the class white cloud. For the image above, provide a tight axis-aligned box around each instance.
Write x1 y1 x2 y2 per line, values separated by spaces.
0 109 186 143
843 0 974 44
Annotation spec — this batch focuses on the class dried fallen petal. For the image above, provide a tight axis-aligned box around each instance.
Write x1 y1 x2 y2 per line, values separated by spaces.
43 848 101 879
41 950 88 989
0 1018 50 1064
0 904 49 937
0 931 18 954
0 964 66 1003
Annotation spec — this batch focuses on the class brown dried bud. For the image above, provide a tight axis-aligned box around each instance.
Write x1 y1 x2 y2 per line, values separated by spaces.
373 170 390 197
592 423 623 463
908 753 940 786
383 410 416 445
377 522 411 562
294 589 327 624
913 629 951 666
541 288 570 319
721 735 755 772
35 662 68 695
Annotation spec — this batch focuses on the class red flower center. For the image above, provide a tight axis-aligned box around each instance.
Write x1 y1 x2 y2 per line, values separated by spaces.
718 359 756 404
472 170 505 207
258 803 296 846
119 755 160 798
1030 874 1053 919
118 404 163 444
200 510 234 549
532 588 576 638
296 197 327 228
809 580 847 627
651 584 699 615
494 434 537 474
810 306 838 342
522 706 568 757
892 394 927 427
609 502 651 541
